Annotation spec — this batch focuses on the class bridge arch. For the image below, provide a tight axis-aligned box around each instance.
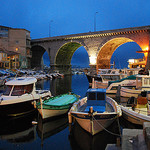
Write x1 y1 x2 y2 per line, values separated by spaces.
54 42 88 72
31 45 47 69
96 37 140 69
55 42 83 65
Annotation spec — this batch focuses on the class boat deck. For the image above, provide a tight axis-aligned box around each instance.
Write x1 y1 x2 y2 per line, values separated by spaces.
78 102 114 113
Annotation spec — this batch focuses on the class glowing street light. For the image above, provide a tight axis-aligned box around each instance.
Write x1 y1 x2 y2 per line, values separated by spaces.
89 56 97 65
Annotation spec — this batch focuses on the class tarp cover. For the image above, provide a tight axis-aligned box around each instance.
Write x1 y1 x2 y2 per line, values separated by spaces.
37 93 79 110
108 75 137 86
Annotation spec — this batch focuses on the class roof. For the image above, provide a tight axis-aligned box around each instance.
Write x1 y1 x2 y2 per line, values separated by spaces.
5 77 37 85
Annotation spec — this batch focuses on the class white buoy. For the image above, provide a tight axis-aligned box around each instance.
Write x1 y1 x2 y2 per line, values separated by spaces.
32 121 38 125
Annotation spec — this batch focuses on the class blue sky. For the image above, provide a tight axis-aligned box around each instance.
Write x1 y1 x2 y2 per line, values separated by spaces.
0 0 149 68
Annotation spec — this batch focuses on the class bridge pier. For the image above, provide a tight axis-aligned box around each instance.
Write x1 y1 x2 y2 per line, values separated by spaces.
50 64 72 74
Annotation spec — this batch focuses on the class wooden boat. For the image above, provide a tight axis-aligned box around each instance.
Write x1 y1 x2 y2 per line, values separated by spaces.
120 92 150 125
0 77 51 118
120 75 150 99
93 75 137 97
68 88 122 135
36 93 79 120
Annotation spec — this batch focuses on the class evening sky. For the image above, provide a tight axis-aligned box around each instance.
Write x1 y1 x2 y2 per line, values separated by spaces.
0 0 150 68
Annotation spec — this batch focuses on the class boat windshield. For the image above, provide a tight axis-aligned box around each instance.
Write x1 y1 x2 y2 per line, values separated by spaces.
3 85 13 96
88 92 105 100
11 84 33 96
88 92 96 100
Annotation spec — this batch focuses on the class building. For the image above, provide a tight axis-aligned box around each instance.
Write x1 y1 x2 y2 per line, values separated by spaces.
0 25 32 69
128 57 146 69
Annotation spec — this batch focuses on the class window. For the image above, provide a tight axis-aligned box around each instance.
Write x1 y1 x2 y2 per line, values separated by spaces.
11 84 33 96
3 85 13 96
0 27 8 37
97 92 105 100
88 92 96 100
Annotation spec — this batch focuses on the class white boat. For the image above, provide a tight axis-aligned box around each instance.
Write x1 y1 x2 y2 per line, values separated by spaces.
68 88 122 135
0 77 51 118
36 93 79 120
120 75 150 98
93 75 137 96
86 68 127 86
120 92 150 125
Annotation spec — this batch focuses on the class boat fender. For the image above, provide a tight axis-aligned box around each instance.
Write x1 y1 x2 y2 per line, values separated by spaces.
68 112 72 124
32 121 38 125
89 106 93 113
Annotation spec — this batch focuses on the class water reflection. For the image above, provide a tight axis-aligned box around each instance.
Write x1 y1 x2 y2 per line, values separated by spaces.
37 115 68 145
36 75 72 96
0 112 37 144
69 121 120 150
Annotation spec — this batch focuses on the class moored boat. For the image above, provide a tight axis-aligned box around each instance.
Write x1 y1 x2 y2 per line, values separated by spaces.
120 92 150 125
120 75 150 98
93 75 137 97
68 88 122 135
36 93 79 120
0 77 51 118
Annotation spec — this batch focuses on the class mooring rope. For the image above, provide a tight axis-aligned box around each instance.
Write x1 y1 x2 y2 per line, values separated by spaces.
92 115 121 137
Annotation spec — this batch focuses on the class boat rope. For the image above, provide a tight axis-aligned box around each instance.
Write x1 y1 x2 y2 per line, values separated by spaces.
116 117 122 137
92 115 121 137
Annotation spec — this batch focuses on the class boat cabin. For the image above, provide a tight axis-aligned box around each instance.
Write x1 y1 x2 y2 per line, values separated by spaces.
86 88 106 113
136 75 150 90
3 77 37 96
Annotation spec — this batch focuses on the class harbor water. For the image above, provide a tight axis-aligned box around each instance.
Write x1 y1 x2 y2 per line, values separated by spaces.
0 74 141 150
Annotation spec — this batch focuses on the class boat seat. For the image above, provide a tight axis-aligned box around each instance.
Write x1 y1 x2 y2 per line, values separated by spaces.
85 105 106 113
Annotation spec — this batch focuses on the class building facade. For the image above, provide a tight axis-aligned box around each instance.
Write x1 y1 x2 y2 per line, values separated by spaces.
0 25 32 69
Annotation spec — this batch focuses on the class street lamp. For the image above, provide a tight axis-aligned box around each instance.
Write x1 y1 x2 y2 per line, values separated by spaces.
49 20 53 37
94 12 98 32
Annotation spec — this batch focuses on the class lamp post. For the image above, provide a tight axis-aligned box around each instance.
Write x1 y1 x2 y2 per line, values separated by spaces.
49 20 53 37
94 12 98 32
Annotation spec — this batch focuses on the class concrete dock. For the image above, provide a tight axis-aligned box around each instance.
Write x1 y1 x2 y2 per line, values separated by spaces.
106 122 150 150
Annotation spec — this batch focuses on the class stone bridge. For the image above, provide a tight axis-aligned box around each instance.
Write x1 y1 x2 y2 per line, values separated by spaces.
31 25 150 73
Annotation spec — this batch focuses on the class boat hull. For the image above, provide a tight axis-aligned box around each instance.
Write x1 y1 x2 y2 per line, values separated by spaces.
0 94 51 118
120 105 150 125
38 108 68 119
0 100 36 118
120 87 141 98
69 96 121 135
72 113 117 135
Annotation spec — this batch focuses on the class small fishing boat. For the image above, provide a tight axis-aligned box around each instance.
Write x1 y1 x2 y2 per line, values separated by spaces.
93 75 137 97
120 91 150 125
120 75 150 98
0 77 51 118
36 93 79 120
68 88 122 135
86 68 127 87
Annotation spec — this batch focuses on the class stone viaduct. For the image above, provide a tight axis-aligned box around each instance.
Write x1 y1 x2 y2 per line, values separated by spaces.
31 25 150 73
